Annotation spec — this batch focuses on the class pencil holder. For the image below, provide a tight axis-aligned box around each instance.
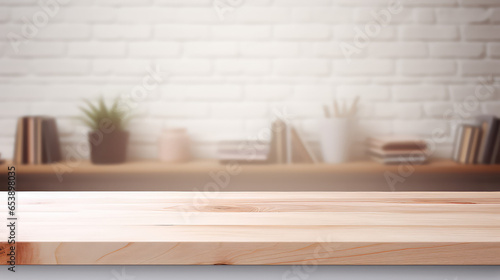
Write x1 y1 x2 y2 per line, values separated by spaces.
320 118 351 163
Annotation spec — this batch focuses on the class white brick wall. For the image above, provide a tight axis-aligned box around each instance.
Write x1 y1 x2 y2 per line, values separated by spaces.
0 0 499 160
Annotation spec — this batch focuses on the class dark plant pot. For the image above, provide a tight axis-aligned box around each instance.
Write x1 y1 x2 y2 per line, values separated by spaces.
88 130 129 164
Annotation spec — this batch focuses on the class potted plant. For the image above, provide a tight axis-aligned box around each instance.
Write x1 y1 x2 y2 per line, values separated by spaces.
79 97 131 164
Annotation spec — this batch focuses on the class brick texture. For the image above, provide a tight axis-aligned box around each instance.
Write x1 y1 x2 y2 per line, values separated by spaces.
0 0 499 160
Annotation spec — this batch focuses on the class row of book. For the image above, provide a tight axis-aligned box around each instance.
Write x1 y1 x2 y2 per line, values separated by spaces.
366 135 428 164
13 116 62 165
453 115 500 165
216 119 318 164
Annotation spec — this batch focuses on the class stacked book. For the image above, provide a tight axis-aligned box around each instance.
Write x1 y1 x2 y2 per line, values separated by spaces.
13 116 62 165
216 119 317 164
367 135 428 164
453 115 500 165
217 140 269 163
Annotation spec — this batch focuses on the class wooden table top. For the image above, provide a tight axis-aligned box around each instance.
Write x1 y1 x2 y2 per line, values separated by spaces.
1 191 500 265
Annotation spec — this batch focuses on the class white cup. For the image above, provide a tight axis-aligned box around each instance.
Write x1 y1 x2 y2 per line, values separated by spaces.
159 128 191 163
320 118 351 163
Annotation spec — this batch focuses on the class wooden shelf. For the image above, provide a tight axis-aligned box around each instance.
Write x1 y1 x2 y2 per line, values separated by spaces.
4 158 500 175
1 191 499 265
2 159 500 191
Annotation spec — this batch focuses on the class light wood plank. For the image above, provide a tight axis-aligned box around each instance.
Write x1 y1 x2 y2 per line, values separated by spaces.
1 191 499 265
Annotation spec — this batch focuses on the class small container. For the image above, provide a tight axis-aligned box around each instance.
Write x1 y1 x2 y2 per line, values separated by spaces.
159 128 191 163
320 118 351 164
89 130 129 164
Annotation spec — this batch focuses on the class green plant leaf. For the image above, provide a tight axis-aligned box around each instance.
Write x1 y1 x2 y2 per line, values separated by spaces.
75 116 97 130
78 95 134 131
83 99 99 115
98 96 109 118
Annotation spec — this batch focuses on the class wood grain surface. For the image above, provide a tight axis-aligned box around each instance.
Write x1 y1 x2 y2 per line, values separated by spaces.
1 192 500 265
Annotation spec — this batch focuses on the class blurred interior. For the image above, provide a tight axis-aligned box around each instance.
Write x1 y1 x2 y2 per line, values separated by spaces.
0 0 499 191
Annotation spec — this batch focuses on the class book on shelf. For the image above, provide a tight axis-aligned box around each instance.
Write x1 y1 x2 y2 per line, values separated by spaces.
216 119 317 164
268 119 287 164
217 140 269 163
367 135 427 151
468 125 482 164
452 125 464 163
491 122 500 164
42 118 62 163
453 125 478 164
368 147 428 158
366 135 428 165
289 126 317 164
452 115 500 165
476 115 499 164
13 116 62 165
370 154 427 165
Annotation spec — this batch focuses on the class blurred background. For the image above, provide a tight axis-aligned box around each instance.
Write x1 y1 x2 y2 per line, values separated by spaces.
0 0 499 161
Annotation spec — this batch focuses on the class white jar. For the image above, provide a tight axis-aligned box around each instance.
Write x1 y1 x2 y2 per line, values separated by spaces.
159 128 191 163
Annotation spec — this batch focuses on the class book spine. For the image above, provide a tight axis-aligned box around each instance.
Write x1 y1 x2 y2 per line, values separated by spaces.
452 125 464 162
459 126 472 164
291 127 314 164
42 118 49 163
478 117 499 164
491 122 500 165
275 120 286 164
49 118 62 163
477 120 488 164
27 117 36 165
13 118 24 165
35 117 43 164
468 127 481 165
22 117 29 164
